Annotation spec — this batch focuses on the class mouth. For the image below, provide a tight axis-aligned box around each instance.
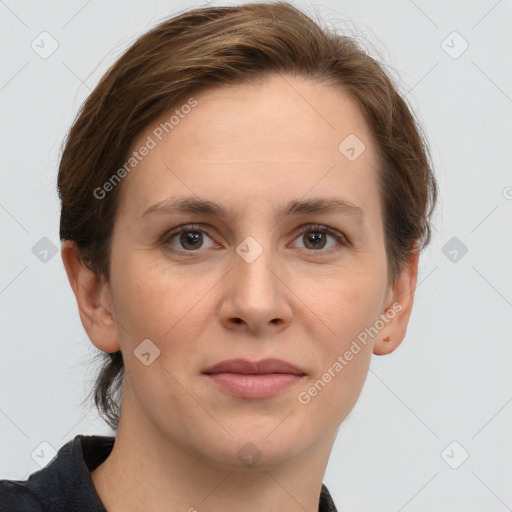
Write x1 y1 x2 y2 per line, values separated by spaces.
202 358 306 399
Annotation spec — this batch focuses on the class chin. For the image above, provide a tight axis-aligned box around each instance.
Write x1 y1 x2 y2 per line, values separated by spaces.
193 422 313 472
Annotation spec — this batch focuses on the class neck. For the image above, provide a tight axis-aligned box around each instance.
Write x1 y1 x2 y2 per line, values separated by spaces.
91 395 336 512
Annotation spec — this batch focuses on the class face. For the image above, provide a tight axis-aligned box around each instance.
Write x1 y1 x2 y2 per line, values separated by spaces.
84 74 415 469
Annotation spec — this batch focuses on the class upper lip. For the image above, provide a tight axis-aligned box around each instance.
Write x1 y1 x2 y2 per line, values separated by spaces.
202 358 306 375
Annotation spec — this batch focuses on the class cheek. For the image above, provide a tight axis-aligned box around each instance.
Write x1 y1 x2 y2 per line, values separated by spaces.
339 280 383 338
297 272 383 416
111 252 216 358
298 288 377 426
110 256 207 403
300 348 372 431
110 253 177 339
303 265 384 342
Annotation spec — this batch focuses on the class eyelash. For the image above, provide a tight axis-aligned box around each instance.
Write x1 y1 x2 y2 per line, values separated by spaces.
160 223 349 256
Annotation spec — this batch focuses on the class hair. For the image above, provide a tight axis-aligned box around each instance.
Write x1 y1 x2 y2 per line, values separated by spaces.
57 1 438 431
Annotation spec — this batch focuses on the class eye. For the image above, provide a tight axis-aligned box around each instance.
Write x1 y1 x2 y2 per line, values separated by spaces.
161 224 217 254
290 224 348 253
160 223 348 255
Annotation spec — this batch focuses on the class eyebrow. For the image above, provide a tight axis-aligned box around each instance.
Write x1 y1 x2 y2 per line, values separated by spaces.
141 196 363 221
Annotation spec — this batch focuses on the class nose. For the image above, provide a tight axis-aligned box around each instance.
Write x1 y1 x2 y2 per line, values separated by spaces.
218 237 293 335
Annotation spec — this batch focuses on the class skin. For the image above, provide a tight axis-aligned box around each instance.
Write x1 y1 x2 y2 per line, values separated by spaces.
61 74 419 512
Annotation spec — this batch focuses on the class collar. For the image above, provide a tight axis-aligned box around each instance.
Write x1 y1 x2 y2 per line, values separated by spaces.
15 434 338 511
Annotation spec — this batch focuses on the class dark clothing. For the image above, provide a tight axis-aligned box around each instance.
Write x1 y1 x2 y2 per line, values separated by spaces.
1 435 338 511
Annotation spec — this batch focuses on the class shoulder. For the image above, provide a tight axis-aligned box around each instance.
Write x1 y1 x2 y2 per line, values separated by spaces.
319 483 338 512
0 434 114 512
0 479 44 511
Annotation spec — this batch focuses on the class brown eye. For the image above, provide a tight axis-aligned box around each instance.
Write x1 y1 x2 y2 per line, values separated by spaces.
302 231 328 250
162 224 217 253
291 224 347 253
178 231 203 250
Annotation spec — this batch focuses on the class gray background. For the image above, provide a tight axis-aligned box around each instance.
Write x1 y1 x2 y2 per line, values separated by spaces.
1 0 511 510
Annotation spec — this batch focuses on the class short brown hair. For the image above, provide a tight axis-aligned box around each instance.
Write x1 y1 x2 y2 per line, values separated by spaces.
58 1 437 431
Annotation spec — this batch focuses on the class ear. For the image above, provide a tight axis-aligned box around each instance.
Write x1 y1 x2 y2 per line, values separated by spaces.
373 244 420 356
61 240 121 353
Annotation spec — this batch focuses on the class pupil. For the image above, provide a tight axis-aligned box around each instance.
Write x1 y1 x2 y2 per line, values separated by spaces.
182 232 201 249
307 232 325 249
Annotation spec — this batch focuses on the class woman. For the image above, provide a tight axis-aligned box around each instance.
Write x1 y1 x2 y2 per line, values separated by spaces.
0 2 437 510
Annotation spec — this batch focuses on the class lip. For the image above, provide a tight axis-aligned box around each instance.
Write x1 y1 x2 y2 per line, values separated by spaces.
203 358 305 375
203 358 306 399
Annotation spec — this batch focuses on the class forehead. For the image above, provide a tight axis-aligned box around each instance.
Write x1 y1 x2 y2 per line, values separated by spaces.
117 74 382 223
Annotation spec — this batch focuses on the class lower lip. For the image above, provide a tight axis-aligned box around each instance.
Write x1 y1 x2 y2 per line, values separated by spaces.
206 373 304 398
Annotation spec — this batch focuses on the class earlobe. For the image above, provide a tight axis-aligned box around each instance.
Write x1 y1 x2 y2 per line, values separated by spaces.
373 245 420 356
60 240 121 354
373 334 396 356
